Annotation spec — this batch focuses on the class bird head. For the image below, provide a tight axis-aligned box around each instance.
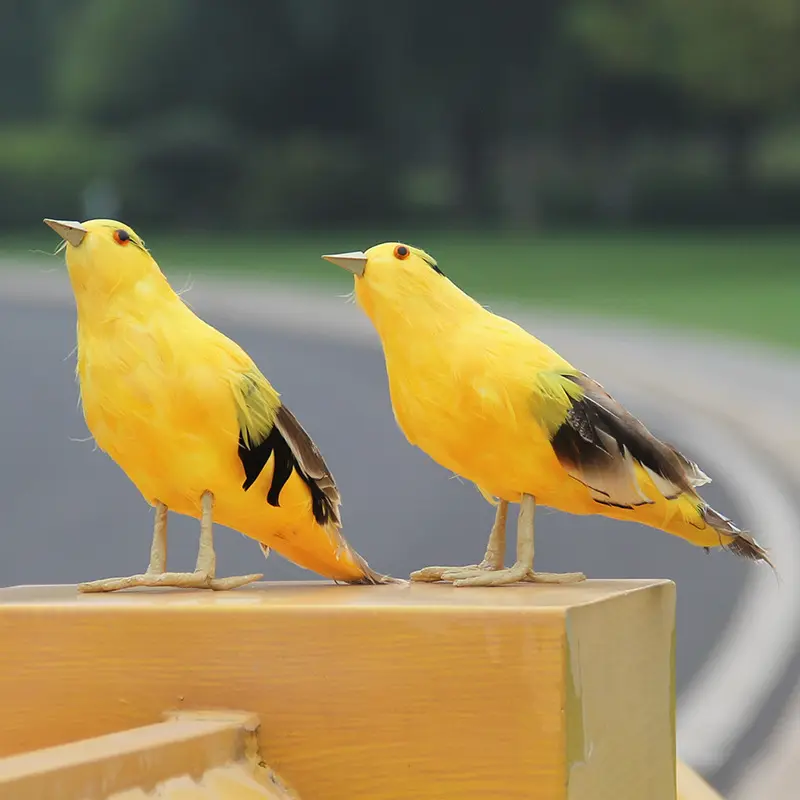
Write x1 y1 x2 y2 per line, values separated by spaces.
43 218 160 297
322 242 448 324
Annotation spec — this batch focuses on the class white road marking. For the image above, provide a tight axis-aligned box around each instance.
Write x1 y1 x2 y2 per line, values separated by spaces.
3 262 800 793
729 680 800 799
600 384 800 776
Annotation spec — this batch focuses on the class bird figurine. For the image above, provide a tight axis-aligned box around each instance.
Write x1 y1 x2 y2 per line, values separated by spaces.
45 218 396 592
323 243 772 587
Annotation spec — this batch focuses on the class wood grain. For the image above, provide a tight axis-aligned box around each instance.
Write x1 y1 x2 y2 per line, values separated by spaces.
0 579 675 799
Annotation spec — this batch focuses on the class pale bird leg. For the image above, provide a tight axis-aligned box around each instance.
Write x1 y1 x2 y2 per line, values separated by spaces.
195 489 217 578
454 495 586 587
410 500 508 582
146 501 168 575
77 492 262 593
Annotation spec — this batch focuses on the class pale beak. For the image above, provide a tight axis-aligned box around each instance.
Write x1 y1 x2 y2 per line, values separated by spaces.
322 251 368 277
43 218 88 248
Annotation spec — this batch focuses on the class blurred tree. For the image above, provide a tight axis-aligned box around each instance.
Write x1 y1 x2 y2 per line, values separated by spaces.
541 37 698 223
50 0 391 226
569 0 800 193
0 0 73 121
351 1 565 224
3 0 799 229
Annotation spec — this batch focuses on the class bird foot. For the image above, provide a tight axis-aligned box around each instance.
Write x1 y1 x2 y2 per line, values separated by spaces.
412 561 586 587
527 571 587 585
77 570 263 593
410 560 502 583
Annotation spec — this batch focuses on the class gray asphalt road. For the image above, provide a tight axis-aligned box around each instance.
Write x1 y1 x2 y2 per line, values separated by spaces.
1 270 798 798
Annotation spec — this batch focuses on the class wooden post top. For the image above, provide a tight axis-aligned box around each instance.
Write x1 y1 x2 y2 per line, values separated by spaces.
0 578 672 611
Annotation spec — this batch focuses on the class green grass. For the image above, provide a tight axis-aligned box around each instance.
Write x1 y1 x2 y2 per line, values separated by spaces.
5 229 800 350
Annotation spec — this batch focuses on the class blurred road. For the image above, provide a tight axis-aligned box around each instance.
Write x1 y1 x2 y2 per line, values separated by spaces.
1 265 799 797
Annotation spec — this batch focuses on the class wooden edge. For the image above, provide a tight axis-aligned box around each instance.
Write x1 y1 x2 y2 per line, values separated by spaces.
677 759 725 800
0 710 300 800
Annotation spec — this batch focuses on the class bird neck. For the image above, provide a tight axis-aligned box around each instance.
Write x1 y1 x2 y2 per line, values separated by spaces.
359 279 486 348
70 268 184 330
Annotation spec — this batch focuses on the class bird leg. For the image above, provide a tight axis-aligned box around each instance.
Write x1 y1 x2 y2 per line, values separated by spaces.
411 495 586 587
78 492 263 593
147 500 168 574
452 495 586 587
410 500 509 582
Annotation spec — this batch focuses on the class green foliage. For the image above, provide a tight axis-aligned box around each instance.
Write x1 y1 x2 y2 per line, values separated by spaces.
238 135 396 228
569 0 800 114
55 0 190 125
0 126 123 226
120 109 246 228
1 0 799 229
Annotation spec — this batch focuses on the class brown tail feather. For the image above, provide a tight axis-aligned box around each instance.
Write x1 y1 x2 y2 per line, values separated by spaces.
343 551 407 585
703 505 774 569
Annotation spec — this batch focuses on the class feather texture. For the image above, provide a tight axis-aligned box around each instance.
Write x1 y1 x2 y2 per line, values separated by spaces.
237 401 341 528
546 372 695 508
231 370 279 450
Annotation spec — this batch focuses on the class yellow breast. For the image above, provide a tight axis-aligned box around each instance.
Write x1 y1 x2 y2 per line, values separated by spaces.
380 317 575 503
77 312 241 513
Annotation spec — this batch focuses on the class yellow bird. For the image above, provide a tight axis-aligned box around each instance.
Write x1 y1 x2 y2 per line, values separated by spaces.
323 242 771 587
44 218 396 592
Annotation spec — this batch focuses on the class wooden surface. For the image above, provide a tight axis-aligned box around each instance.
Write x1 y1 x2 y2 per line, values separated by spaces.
0 579 676 800
0 711 300 799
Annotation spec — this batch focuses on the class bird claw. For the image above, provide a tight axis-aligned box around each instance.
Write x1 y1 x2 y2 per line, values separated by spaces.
454 567 586 587
77 571 263 593
527 571 586 585
410 561 502 583
411 561 587 587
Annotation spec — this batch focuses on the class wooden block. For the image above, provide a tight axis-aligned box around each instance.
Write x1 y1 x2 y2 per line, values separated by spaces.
0 579 676 800
0 711 300 799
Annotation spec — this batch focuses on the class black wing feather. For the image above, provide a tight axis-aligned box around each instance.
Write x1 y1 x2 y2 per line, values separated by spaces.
237 404 340 527
550 373 695 507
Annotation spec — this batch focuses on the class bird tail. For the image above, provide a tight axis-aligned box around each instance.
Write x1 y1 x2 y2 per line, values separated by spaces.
609 481 774 569
259 520 404 585
648 493 774 568
342 546 406 585
323 519 406 585
699 504 774 568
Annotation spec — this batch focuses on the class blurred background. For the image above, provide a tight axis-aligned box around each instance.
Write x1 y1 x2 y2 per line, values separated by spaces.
1 1 799 797
1 0 799 345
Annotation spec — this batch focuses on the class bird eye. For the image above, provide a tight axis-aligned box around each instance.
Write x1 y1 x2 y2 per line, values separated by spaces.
113 229 131 245
393 244 410 260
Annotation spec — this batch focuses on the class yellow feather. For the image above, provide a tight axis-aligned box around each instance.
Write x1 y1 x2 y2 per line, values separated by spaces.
230 370 279 449
530 370 584 436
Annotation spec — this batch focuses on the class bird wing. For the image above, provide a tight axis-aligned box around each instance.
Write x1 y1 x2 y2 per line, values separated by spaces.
231 368 341 527
534 370 710 508
273 403 342 524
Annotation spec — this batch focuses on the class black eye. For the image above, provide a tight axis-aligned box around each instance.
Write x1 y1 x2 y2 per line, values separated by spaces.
394 244 409 260
113 229 131 245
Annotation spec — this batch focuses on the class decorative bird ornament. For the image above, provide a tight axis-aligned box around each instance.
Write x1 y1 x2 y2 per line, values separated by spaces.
45 218 396 591
323 242 771 586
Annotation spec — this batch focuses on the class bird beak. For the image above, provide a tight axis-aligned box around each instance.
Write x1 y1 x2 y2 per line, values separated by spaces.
43 218 88 248
321 251 368 277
